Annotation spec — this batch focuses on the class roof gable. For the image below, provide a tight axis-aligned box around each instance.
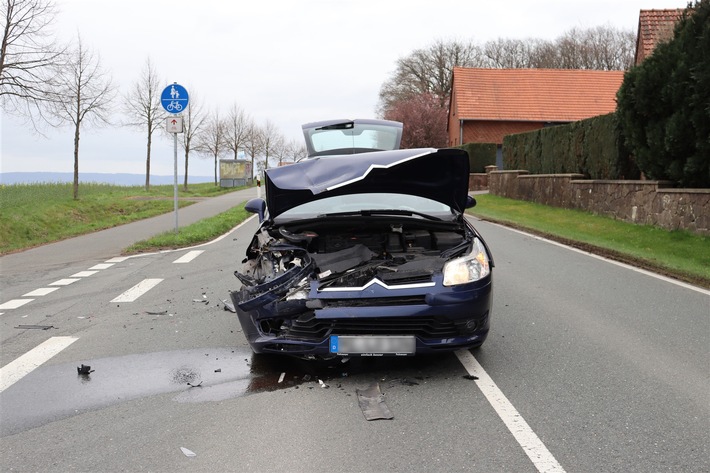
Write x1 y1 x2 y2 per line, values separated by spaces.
635 9 684 65
451 68 624 122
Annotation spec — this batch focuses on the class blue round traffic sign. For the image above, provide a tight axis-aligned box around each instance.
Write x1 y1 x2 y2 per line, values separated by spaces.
161 83 189 114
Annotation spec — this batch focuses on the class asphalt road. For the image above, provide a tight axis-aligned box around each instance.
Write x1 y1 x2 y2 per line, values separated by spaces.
0 205 708 472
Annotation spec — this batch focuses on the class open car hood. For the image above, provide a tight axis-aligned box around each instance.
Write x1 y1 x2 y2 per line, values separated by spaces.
264 148 471 218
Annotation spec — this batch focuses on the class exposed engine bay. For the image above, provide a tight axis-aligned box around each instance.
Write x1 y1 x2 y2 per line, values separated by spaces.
233 218 473 311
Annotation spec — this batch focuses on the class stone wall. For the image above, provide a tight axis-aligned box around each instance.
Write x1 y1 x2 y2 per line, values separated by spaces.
487 171 710 235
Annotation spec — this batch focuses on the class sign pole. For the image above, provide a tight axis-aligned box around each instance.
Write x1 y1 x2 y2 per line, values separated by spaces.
173 132 179 233
160 82 189 235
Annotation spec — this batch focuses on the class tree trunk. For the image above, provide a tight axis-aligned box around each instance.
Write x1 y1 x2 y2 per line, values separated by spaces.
73 122 80 200
183 148 189 191
145 128 152 192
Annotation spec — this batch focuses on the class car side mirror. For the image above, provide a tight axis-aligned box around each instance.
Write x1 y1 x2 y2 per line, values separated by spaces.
245 198 266 222
466 195 477 209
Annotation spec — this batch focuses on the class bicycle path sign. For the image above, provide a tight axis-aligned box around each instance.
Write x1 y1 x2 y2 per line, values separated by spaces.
161 83 189 113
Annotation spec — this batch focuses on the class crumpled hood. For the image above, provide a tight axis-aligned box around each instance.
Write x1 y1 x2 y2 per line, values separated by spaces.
264 148 471 218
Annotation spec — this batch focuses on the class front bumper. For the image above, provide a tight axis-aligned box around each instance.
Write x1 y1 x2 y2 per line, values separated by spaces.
232 274 492 357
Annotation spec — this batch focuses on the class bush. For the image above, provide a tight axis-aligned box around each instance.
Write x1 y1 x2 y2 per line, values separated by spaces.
501 113 638 179
617 0 710 187
458 143 497 172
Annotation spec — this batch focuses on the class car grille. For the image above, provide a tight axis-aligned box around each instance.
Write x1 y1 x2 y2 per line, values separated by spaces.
287 315 464 341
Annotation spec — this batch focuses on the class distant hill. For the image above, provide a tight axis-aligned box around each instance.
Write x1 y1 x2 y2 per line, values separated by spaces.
0 172 215 186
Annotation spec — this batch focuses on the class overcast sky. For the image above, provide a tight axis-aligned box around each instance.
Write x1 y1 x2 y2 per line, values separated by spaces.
1 0 689 178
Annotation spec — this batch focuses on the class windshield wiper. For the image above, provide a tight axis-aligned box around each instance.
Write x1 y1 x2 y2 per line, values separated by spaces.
317 209 442 221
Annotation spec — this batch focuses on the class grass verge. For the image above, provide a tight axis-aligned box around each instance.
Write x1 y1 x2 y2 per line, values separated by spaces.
123 204 251 254
0 182 246 255
468 194 710 289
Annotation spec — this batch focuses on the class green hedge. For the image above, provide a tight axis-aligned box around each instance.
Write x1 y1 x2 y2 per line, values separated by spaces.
502 113 639 179
457 143 497 173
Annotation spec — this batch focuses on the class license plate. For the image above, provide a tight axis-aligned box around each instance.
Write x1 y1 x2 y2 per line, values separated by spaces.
329 335 415 355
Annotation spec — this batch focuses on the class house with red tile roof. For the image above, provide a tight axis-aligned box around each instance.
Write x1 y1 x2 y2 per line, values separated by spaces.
447 67 625 157
635 9 684 65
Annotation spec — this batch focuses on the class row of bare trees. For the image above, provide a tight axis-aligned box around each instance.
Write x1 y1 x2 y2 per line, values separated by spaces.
378 26 636 148
1 0 115 198
1 0 305 198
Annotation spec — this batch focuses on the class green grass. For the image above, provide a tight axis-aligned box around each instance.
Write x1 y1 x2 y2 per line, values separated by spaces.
0 182 246 254
468 194 710 288
124 204 251 254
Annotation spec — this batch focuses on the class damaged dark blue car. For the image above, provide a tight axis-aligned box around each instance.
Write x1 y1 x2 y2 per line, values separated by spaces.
231 119 493 359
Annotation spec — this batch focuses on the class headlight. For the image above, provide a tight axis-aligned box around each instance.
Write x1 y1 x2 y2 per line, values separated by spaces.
443 238 490 286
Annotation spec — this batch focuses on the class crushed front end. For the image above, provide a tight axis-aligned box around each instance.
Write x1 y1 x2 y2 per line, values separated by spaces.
231 218 492 358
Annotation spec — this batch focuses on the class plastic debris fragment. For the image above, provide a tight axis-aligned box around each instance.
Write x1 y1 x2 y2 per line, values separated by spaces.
278 372 286 383
318 379 329 389
356 383 394 421
180 447 196 458
77 364 93 375
221 299 237 313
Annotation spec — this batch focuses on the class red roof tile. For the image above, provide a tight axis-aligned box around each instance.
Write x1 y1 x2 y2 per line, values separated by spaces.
451 68 624 122
635 9 684 64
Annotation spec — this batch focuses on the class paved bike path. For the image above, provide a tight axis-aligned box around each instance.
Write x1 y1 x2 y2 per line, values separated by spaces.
0 187 258 276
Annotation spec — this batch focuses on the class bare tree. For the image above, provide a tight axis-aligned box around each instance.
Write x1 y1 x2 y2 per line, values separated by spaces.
48 35 114 199
195 108 226 185
383 93 448 149
286 139 308 163
123 57 164 191
177 92 207 191
243 122 264 182
224 103 251 160
260 119 283 170
378 39 485 114
0 0 65 124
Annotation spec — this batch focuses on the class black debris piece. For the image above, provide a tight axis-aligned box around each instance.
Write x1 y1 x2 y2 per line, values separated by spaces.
15 324 54 330
187 381 203 388
77 364 93 375
146 310 168 315
356 383 394 421
463 374 479 380
214 369 222 373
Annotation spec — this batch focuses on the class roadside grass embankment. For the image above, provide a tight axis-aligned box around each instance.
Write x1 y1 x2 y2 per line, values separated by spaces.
468 194 710 289
0 182 246 255
123 204 251 254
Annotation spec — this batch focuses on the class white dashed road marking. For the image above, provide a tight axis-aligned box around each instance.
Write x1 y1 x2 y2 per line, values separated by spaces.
70 271 99 278
106 257 130 263
22 287 60 297
173 250 204 264
111 278 163 303
49 278 80 286
89 263 115 270
456 349 566 473
0 336 78 393
0 299 34 310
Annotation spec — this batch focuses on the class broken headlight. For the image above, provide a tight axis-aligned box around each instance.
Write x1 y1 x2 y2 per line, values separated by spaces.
442 238 490 286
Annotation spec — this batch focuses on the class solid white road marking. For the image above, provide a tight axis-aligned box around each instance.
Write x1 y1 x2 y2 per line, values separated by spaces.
111 278 163 303
0 299 34 310
476 219 710 296
173 250 204 264
0 336 78 393
70 270 98 278
22 287 60 297
456 349 566 473
89 263 114 270
49 278 80 286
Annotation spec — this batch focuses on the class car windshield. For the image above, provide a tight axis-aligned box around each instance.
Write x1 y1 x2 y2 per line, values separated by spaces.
302 120 403 157
275 193 453 221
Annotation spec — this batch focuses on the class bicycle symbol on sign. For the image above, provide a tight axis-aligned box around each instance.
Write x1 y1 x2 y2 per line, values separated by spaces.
166 101 183 112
